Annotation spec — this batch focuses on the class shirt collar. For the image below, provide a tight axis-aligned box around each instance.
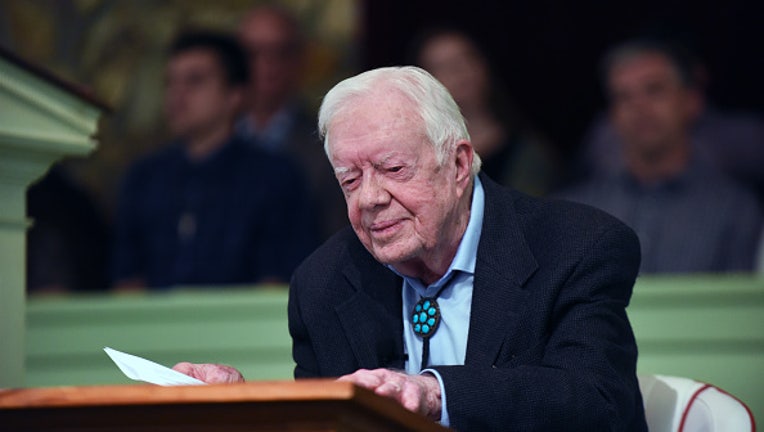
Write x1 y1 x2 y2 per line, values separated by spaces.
387 176 485 293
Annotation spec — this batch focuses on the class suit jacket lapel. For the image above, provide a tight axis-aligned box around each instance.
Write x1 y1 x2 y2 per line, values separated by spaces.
466 174 539 366
335 237 406 370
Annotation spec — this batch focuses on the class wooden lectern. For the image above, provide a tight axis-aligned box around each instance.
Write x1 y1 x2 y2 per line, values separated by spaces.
0 379 450 431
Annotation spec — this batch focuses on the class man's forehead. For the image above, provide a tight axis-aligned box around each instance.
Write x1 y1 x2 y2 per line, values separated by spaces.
332 153 399 174
168 49 221 72
329 126 428 172
332 91 421 131
328 117 426 154
239 9 297 41
609 52 681 85
331 138 422 163
325 85 430 161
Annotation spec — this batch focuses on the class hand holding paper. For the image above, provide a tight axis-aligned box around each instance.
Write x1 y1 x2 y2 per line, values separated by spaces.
172 362 246 384
104 347 206 386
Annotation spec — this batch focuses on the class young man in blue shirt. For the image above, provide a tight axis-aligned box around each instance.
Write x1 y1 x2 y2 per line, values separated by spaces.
112 31 316 289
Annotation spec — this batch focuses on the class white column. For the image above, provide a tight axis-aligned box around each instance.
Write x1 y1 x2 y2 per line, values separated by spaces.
0 55 103 387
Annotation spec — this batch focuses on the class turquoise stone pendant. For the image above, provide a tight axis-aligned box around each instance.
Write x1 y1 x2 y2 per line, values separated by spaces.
411 297 441 338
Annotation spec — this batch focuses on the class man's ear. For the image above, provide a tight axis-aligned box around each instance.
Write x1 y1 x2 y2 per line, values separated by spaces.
453 140 474 189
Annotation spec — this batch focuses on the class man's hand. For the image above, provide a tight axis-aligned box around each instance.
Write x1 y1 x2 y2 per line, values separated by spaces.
172 362 245 384
338 368 442 421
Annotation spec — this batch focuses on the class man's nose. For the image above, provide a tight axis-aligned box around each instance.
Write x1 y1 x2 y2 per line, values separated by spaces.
358 174 390 209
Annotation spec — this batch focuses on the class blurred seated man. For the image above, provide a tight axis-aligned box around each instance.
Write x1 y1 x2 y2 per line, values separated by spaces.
175 66 647 431
236 5 346 240
413 28 559 196
560 39 762 273
578 40 764 201
111 31 317 290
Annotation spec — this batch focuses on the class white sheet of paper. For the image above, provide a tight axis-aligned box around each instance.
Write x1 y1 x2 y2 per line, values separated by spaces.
103 347 206 386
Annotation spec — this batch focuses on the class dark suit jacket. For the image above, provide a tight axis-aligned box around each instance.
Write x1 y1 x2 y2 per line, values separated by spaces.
289 173 647 431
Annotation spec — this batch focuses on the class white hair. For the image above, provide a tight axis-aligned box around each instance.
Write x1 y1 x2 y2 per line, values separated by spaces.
318 66 482 176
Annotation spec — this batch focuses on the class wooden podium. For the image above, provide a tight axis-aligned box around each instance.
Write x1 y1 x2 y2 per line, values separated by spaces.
0 379 450 431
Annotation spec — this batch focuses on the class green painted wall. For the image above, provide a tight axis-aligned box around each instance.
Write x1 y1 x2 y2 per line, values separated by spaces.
26 287 293 386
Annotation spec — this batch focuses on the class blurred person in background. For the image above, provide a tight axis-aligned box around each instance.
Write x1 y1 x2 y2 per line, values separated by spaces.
412 28 559 197
578 39 764 202
559 39 762 273
27 165 110 293
111 30 317 290
236 5 347 240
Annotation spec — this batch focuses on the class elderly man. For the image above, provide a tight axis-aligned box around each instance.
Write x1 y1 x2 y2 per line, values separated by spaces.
176 66 647 431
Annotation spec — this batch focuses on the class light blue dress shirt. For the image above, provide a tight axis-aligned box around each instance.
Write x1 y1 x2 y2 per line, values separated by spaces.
388 176 485 426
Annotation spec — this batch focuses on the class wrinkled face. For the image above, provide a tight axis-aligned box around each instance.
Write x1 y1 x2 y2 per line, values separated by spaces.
608 52 699 155
327 92 472 271
239 12 301 105
164 49 239 138
417 33 489 111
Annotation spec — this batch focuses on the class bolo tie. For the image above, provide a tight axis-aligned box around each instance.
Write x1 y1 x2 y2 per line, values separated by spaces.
410 281 451 371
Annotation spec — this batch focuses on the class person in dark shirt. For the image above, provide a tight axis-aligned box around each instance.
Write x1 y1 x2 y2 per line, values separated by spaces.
236 5 347 241
111 30 317 289
412 28 559 197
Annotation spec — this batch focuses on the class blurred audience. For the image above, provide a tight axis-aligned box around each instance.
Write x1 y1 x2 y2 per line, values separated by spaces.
27 165 110 293
559 39 762 273
578 43 764 201
236 5 347 240
111 30 317 290
412 28 559 196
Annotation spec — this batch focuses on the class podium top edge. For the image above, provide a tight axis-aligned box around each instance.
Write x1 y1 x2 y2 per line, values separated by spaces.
0 379 358 408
